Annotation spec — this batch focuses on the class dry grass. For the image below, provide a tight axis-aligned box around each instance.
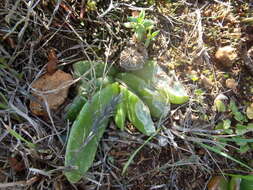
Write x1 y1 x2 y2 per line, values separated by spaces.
0 0 253 189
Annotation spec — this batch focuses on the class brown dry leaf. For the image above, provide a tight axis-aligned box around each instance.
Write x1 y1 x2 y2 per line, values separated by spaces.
8 157 26 172
47 48 58 75
30 70 73 116
215 46 237 67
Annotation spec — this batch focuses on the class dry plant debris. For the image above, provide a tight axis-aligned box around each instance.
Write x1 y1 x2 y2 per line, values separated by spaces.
8 157 26 172
46 48 58 75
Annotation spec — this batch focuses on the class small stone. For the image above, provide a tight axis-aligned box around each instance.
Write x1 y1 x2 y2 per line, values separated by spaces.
215 46 237 67
225 78 237 89
30 70 73 116
157 136 169 147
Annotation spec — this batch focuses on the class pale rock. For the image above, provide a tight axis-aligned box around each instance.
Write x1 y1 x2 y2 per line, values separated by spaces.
225 78 237 89
215 46 237 67
30 70 73 116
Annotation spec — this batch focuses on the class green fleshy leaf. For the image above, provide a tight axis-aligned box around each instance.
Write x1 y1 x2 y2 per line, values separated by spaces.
151 30 160 38
124 22 133 28
128 17 138 23
229 100 247 123
143 19 154 29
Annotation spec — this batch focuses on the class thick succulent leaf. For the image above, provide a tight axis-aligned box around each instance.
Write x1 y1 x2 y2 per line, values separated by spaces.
240 179 253 190
138 10 145 22
73 60 118 80
64 83 119 183
131 60 158 84
214 94 228 113
151 30 160 38
154 69 189 104
143 19 154 29
132 64 188 104
135 26 146 42
125 87 156 136
114 85 128 130
116 73 170 118
124 22 134 28
128 17 138 23
229 177 241 190
65 96 87 122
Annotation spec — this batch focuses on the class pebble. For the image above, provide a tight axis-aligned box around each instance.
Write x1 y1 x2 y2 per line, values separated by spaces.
30 70 73 116
225 78 237 89
215 46 237 67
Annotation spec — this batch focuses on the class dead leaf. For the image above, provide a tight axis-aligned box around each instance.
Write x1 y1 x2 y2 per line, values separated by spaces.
8 157 26 172
46 48 58 75
30 70 73 116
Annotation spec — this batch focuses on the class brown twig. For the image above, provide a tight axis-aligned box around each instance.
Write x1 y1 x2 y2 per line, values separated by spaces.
46 48 58 75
